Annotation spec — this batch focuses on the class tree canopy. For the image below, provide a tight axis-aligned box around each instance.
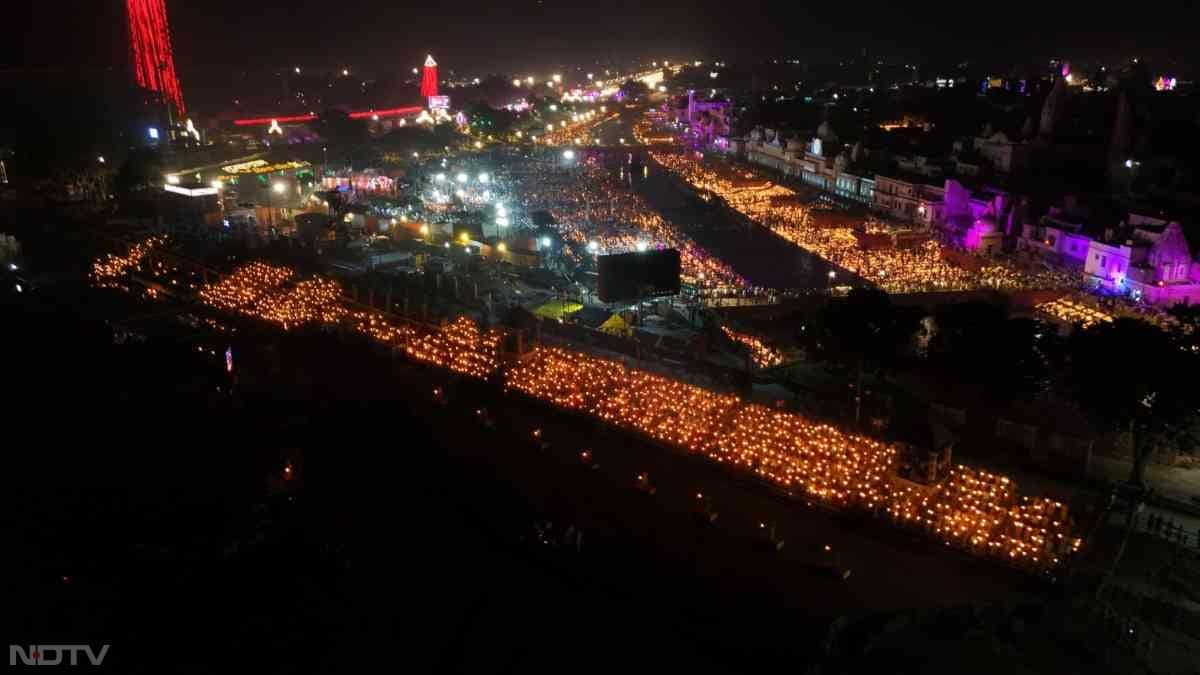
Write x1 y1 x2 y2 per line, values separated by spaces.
1068 317 1200 485
619 79 651 101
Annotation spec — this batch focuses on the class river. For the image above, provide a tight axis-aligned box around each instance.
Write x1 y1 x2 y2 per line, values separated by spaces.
592 113 855 292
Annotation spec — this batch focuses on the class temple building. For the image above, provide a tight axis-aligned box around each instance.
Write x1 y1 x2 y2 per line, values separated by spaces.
1020 209 1200 306
669 91 731 147
741 122 875 205
941 180 1022 255
872 174 945 224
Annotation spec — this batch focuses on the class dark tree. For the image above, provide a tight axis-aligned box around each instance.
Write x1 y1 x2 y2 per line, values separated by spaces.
113 147 164 195
928 302 1051 403
1068 318 1200 486
815 289 919 425
1167 304 1200 353
316 110 367 145
464 101 515 135
619 79 651 101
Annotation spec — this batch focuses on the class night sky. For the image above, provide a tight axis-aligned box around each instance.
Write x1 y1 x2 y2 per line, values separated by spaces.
4 0 1198 75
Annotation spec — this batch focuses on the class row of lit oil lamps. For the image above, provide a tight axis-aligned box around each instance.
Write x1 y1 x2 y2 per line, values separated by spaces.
94 239 1082 571
650 153 1077 294
504 346 1082 570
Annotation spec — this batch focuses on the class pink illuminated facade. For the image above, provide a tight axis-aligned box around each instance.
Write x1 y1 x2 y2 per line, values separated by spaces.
1022 211 1200 306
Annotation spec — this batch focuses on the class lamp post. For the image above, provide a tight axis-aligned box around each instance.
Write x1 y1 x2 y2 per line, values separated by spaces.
827 269 836 294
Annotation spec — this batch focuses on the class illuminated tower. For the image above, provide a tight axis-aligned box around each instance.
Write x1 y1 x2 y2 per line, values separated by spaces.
420 54 439 100
127 0 186 115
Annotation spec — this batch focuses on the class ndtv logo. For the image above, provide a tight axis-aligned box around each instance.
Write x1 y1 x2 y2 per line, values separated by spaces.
10 645 110 666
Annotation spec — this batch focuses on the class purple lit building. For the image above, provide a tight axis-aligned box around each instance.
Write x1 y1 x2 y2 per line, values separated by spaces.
670 90 731 148
941 180 1021 255
1019 207 1200 306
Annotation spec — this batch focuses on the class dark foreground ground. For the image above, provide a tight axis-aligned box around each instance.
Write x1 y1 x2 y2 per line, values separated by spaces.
0 216 1127 675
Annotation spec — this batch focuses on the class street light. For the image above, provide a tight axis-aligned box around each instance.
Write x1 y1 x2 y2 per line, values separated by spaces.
478 173 489 183
562 149 575 160
455 172 469 183
541 236 552 248
635 241 648 252
435 173 446 182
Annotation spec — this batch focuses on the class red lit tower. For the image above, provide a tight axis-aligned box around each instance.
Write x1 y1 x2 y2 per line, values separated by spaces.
420 54 439 100
127 0 186 115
